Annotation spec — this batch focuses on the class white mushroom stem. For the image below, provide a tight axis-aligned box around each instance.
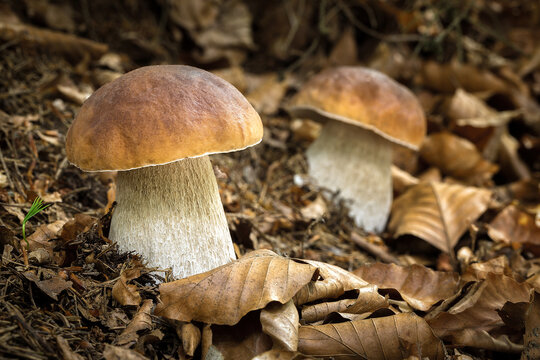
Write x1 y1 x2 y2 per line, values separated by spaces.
109 156 235 279
306 121 392 233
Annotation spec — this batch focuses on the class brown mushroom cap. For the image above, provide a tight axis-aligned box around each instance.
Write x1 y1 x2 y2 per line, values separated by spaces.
288 66 426 150
66 65 263 171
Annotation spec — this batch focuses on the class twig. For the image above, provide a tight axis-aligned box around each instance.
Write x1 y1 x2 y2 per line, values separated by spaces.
350 231 401 264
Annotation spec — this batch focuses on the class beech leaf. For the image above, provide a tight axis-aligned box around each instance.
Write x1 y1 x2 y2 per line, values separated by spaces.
389 182 492 252
488 205 540 255
420 132 498 185
298 313 445 360
260 300 299 351
354 263 460 311
155 250 317 325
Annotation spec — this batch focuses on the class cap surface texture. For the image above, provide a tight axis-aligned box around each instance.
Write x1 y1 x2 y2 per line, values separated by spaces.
66 65 263 171
288 66 425 149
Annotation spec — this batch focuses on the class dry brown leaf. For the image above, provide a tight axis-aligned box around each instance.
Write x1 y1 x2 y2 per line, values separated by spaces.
419 59 508 93
246 73 290 115
112 269 142 306
522 292 540 360
155 250 317 325
302 286 388 323
116 299 153 346
298 313 445 360
354 263 460 311
102 344 149 360
178 322 201 357
299 195 327 220
23 270 72 301
293 259 368 305
447 329 523 353
389 182 492 253
260 300 299 351
252 349 301 360
391 165 419 196
420 132 498 185
427 273 531 337
461 256 512 282
488 205 540 255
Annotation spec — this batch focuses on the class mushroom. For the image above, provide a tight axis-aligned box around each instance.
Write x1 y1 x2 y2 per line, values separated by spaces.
66 65 263 278
287 67 425 233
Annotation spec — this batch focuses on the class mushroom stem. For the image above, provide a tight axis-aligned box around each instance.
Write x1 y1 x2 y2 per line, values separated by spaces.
109 156 235 278
306 121 392 233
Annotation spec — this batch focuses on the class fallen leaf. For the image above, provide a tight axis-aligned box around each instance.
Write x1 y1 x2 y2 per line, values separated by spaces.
252 349 300 360
420 132 498 185
116 299 153 346
299 195 327 220
112 268 142 306
155 250 317 325
246 73 290 115
301 286 388 323
487 205 540 255
522 292 540 360
260 300 299 351
179 322 201 357
446 329 523 353
23 270 72 301
298 313 445 360
293 259 368 305
354 263 460 311
389 182 492 253
419 59 508 94
427 273 531 337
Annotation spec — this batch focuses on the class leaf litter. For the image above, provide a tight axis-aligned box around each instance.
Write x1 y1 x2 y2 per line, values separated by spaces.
0 0 539 359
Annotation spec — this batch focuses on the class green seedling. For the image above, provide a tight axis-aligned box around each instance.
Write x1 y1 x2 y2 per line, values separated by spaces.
22 197 50 250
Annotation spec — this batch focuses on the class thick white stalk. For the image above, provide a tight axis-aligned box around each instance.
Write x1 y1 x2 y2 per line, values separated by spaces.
109 156 235 279
306 121 392 233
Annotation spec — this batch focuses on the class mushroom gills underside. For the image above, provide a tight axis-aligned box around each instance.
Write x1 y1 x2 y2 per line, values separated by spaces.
306 120 392 233
109 155 235 279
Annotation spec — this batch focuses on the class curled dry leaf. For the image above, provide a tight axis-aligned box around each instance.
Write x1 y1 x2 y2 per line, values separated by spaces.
488 205 540 255
155 250 317 325
420 132 498 185
179 323 201 357
302 285 388 323
389 182 492 253
522 292 540 360
116 299 153 346
446 329 523 353
246 73 290 115
112 268 142 306
354 263 460 311
461 256 512 282
298 313 445 360
260 300 299 351
293 259 368 305
427 273 531 337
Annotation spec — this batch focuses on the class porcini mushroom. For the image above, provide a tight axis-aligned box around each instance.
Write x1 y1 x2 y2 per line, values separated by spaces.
66 65 263 278
288 67 425 233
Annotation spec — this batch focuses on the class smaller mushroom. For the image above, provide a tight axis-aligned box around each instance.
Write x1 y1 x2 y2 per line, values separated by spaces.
66 65 263 278
288 67 425 233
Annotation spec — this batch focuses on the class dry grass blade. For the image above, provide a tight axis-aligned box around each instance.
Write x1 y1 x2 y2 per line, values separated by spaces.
420 132 498 185
298 313 445 360
389 182 492 253
155 250 317 325
354 263 460 311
